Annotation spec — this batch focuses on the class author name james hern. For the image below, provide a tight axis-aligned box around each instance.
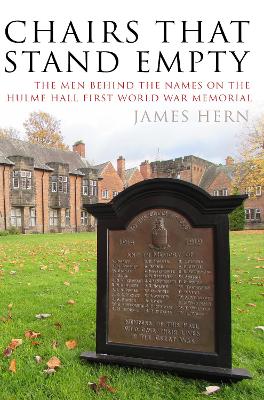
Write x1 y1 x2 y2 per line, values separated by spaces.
134 109 248 125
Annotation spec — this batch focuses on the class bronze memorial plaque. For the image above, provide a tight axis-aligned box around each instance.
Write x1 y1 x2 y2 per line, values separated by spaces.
108 208 215 353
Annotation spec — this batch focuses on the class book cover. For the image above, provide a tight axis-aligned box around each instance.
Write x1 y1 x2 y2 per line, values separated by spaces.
0 1 263 399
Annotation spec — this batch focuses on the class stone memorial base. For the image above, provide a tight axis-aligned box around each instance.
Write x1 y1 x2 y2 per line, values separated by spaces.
80 352 251 382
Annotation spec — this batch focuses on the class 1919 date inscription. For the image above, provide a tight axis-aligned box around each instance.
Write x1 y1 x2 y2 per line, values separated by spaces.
108 208 215 352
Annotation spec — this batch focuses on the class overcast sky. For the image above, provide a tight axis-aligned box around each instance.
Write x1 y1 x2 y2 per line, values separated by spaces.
0 0 263 169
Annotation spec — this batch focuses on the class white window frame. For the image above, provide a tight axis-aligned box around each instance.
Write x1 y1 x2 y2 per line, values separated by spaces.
12 170 32 190
49 209 58 226
65 209 70 226
113 191 119 197
12 171 19 189
82 179 89 196
245 208 261 222
256 186 262 196
102 189 109 199
90 180 97 196
58 175 68 193
30 207 36 227
81 210 88 225
11 207 22 227
52 181 57 192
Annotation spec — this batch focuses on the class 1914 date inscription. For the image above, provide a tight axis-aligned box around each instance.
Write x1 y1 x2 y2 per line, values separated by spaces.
108 208 215 352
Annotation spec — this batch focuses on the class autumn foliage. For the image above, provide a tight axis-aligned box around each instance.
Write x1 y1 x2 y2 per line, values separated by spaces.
23 111 69 150
233 115 264 190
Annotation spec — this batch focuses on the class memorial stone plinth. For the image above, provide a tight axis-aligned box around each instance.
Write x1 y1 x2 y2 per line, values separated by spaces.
81 179 251 382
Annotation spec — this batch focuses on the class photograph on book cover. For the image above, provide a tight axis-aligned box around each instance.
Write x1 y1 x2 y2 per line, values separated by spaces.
0 0 263 399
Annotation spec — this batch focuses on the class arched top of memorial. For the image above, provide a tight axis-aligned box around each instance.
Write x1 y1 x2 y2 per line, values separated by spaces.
86 178 247 219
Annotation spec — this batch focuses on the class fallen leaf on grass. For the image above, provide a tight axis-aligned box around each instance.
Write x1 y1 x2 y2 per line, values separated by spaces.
67 299 75 305
65 340 77 350
255 266 264 269
10 271 16 275
9 359 16 373
88 376 117 394
7 304 12 320
88 382 99 393
47 356 61 369
64 281 70 286
25 330 41 339
99 375 117 393
255 326 264 332
35 313 51 319
247 303 256 307
3 347 12 357
54 322 62 329
40 266 48 270
9 339 23 349
236 308 249 313
202 386 220 395
35 355 42 363
72 264 79 273
44 368 56 375
52 340 59 349
31 341 41 346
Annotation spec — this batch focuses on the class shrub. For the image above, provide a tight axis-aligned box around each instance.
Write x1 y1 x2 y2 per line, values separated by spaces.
229 203 245 231
7 226 21 235
0 230 9 236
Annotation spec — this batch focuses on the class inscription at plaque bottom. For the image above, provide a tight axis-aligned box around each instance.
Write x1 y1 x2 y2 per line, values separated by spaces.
108 208 215 353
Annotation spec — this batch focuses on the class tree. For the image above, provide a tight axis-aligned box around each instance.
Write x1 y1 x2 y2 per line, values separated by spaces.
233 115 264 190
229 202 245 231
0 127 20 140
23 111 69 150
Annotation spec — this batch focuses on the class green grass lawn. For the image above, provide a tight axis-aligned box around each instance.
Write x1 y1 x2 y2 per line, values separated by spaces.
0 232 263 400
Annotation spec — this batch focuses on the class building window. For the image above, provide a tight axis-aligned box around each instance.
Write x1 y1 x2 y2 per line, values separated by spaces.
256 186 262 196
51 176 58 192
90 180 97 196
256 209 261 221
10 208 22 227
213 189 228 196
245 208 261 222
30 208 36 227
113 191 119 197
245 187 254 197
58 176 68 193
83 179 89 195
12 170 31 190
13 171 19 189
102 189 109 199
51 175 68 193
49 209 58 226
81 210 88 225
65 209 70 226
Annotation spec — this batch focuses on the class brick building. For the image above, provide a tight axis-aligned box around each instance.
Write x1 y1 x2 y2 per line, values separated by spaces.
0 138 99 233
0 136 263 232
138 155 263 229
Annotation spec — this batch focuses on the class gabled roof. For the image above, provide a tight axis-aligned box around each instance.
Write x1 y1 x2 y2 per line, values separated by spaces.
93 161 111 176
125 167 138 182
200 165 235 190
0 137 90 174
0 149 15 165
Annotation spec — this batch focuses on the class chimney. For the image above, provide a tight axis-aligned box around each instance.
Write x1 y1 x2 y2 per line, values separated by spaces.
225 156 234 166
140 160 151 179
117 156 125 181
73 141 85 158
